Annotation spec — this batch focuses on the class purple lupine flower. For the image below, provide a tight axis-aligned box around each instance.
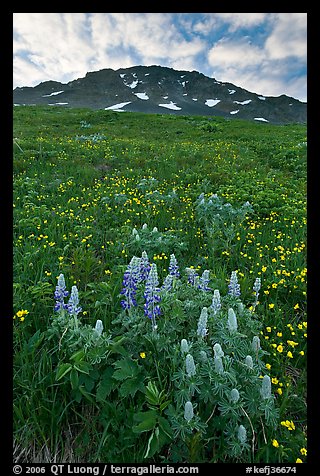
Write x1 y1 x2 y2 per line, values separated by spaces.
186 267 199 287
199 270 210 291
228 271 241 297
168 254 180 278
139 251 150 282
144 263 161 331
162 273 173 292
67 285 82 317
54 273 69 312
120 256 141 310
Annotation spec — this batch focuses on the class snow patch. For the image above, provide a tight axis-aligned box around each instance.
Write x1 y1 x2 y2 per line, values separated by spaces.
134 92 149 100
254 117 269 122
205 99 220 107
230 110 239 115
42 90 64 97
105 101 131 110
233 99 252 105
126 80 138 89
258 96 266 100
192 98 198 101
48 102 68 106
158 101 181 111
228 89 236 95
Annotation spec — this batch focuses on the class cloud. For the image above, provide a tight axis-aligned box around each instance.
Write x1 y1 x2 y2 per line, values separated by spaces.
265 13 307 60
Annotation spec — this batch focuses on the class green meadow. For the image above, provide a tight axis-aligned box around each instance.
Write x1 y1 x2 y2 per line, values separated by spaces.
13 106 307 463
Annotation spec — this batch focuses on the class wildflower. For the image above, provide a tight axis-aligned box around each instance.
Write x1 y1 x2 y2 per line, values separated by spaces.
245 355 254 369
199 350 208 363
296 459 302 463
139 352 146 359
211 289 221 315
277 388 283 395
186 267 199 287
180 339 189 354
277 344 284 353
144 263 161 331
300 448 307 456
269 303 275 309
237 425 247 444
281 420 295 431
94 319 104 336
230 388 240 403
287 351 293 358
272 439 279 448
54 273 69 312
168 253 180 278
252 335 261 352
15 309 29 322
266 363 271 370
184 401 194 422
227 308 238 333
214 356 224 374
197 307 208 337
120 256 141 310
228 271 241 297
199 270 210 291
213 343 224 358
185 353 196 377
139 251 150 282
67 285 82 317
260 375 272 399
162 274 173 292
253 277 261 305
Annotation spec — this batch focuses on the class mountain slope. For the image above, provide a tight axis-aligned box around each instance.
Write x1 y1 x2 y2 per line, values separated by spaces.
13 65 307 124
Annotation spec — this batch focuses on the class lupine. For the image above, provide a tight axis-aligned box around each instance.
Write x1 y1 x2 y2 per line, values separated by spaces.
180 339 189 354
67 285 82 318
186 267 199 287
238 425 247 444
184 401 194 422
94 319 104 336
199 270 210 291
211 289 221 315
260 375 272 399
185 353 196 377
213 342 224 358
168 253 180 278
252 277 261 310
144 263 161 331
54 273 69 312
245 355 254 369
252 335 261 353
139 251 150 282
230 388 240 403
120 256 141 310
199 350 208 363
162 274 173 292
214 356 224 374
197 307 208 337
227 308 238 333
228 271 241 297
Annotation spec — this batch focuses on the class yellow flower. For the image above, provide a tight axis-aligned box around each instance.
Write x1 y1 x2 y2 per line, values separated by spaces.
265 363 271 370
272 377 279 385
277 388 283 395
300 448 307 456
296 459 303 463
272 439 279 448
269 303 275 309
294 303 300 310
266 326 272 332
139 352 146 359
277 344 284 353
287 351 293 358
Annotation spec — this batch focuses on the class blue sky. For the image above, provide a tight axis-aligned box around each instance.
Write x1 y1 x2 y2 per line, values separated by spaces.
13 13 307 102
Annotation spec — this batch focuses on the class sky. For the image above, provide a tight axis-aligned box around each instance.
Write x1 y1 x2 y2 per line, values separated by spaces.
13 13 307 102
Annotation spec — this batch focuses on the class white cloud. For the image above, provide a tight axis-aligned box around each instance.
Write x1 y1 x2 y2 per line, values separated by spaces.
265 13 307 60
208 38 265 69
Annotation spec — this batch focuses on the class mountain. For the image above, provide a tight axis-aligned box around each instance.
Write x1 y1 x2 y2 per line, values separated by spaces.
13 65 307 124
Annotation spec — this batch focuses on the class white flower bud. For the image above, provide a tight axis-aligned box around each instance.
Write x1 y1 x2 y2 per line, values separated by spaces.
184 401 194 422
186 353 196 377
94 319 104 336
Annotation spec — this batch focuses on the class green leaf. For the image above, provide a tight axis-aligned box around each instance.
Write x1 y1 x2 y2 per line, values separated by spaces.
70 368 79 390
78 385 95 404
132 410 157 433
70 349 85 362
96 367 114 402
56 363 72 381
113 358 139 381
119 376 145 397
74 361 92 375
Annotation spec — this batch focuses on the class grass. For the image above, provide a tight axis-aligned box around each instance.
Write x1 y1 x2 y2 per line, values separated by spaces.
13 105 307 464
